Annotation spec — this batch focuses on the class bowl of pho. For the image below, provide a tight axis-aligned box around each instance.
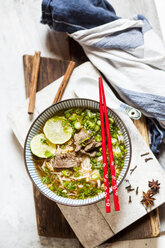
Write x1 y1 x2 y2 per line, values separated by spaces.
24 99 131 206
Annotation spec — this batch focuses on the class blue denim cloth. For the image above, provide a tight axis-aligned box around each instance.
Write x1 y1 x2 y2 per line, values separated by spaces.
147 119 165 156
41 0 165 155
41 0 119 33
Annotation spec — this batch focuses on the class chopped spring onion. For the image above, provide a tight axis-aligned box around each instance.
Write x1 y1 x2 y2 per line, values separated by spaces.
95 135 101 142
94 125 100 132
97 120 101 126
91 171 100 180
62 170 71 177
109 117 114 124
69 114 77 121
74 121 81 130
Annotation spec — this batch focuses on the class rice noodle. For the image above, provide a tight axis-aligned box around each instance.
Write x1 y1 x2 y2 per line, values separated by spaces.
113 147 121 155
67 193 76 196
51 172 61 175
41 161 47 171
56 144 74 154
81 157 92 171
97 156 103 162
60 177 71 181
70 175 89 180
117 134 124 143
57 175 63 185
97 179 101 188
78 184 83 188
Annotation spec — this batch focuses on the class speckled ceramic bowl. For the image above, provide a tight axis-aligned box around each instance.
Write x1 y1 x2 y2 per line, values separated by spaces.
24 99 131 206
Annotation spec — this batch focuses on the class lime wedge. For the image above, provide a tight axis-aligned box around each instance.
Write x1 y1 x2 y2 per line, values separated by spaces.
30 133 56 158
43 116 73 144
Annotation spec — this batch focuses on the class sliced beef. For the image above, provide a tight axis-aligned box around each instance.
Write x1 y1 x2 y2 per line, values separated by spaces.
74 128 90 152
52 152 81 168
80 149 97 157
84 137 102 152
74 128 102 157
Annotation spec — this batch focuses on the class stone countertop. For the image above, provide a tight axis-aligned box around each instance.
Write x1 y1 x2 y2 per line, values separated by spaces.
0 0 165 247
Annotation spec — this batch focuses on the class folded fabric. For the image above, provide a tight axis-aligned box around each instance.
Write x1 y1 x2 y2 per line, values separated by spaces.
41 0 165 155
41 0 119 33
147 119 165 155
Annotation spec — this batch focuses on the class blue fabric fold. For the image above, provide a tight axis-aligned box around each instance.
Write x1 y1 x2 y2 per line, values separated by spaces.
41 0 165 156
41 0 119 33
147 119 165 156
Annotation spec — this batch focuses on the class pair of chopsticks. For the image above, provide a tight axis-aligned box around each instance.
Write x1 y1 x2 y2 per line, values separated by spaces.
28 51 75 114
99 77 120 213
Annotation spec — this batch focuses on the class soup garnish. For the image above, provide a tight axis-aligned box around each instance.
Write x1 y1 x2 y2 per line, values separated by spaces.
30 108 127 199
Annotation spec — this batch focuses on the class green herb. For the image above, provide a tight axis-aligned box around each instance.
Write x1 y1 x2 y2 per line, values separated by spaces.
49 185 55 191
95 135 101 142
97 120 101 126
41 176 51 184
74 121 81 130
74 171 81 178
56 188 67 197
63 181 76 191
73 166 80 172
94 125 100 132
109 117 114 124
44 150 54 158
41 138 48 144
65 112 71 118
62 170 71 177
61 144 66 149
91 171 100 180
95 152 102 157
44 166 50 172
69 113 77 121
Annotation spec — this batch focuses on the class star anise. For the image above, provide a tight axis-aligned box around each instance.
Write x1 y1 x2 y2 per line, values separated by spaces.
141 190 155 208
148 179 160 194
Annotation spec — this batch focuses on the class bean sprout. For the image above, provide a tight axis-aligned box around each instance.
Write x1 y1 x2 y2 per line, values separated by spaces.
97 179 101 188
81 157 92 171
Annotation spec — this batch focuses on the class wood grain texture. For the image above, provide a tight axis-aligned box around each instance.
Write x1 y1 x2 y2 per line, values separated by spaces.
133 116 160 237
28 51 41 114
23 55 70 98
58 203 113 248
24 55 75 238
33 186 75 238
133 116 149 145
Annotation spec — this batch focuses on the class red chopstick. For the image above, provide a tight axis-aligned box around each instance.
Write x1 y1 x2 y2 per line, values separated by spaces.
99 77 120 211
99 78 111 213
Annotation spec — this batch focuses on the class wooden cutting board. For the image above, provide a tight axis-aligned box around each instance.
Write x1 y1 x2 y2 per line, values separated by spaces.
23 53 160 244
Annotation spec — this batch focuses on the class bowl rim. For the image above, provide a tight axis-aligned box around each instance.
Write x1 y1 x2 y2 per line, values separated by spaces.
24 98 132 206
